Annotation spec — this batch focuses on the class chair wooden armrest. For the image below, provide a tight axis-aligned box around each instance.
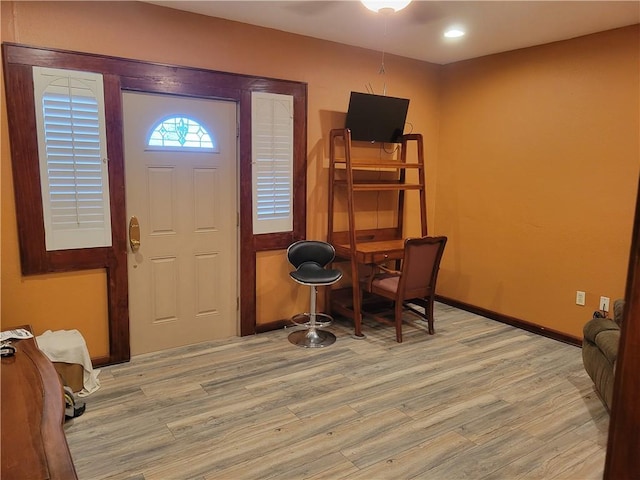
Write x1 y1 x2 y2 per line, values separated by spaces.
377 264 401 275
361 263 401 293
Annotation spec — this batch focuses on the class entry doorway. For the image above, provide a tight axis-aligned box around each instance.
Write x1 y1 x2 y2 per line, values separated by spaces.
123 92 238 355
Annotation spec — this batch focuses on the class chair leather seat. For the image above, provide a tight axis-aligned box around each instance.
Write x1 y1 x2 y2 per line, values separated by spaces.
290 261 342 285
370 273 400 294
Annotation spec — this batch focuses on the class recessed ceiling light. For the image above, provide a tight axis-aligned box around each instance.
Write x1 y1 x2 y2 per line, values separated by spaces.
444 28 465 39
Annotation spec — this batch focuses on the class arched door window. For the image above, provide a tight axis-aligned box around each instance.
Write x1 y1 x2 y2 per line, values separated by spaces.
147 116 217 151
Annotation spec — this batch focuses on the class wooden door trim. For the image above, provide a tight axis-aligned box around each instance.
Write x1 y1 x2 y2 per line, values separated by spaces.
604 175 640 478
3 42 307 365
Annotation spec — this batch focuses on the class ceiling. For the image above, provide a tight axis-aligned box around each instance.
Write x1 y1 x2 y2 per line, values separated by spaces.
147 1 639 64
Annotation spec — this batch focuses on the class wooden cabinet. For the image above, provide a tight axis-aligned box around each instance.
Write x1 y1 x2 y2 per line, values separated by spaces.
327 128 428 336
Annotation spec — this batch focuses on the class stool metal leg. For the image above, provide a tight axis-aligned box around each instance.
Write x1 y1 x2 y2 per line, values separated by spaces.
288 286 336 348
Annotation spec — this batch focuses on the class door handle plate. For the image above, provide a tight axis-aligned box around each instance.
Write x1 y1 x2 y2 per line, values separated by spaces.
129 216 140 253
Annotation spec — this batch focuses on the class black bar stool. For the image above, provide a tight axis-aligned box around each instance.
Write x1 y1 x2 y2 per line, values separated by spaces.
287 240 343 348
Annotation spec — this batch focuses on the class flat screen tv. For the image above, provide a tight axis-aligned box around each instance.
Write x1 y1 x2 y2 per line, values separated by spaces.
345 92 410 143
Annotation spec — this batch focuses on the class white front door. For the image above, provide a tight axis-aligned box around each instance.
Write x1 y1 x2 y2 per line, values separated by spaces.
123 92 238 355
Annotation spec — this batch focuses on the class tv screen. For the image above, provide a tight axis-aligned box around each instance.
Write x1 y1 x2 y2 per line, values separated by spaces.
345 92 409 143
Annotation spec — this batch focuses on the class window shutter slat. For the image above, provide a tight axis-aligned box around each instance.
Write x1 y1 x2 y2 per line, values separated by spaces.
33 67 112 251
251 92 294 235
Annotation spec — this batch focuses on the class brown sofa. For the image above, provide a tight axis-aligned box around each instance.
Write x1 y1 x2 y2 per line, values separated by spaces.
582 299 624 410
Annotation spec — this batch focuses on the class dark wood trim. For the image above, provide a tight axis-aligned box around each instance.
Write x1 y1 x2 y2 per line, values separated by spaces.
435 295 582 347
4 62 48 274
3 42 307 360
255 319 295 334
238 89 257 337
90 356 112 368
604 175 640 479
103 73 130 364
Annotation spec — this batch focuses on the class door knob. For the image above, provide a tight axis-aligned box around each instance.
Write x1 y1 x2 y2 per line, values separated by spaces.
129 216 140 253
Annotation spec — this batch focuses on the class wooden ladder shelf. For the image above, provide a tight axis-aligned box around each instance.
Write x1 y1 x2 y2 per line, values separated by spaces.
327 128 428 337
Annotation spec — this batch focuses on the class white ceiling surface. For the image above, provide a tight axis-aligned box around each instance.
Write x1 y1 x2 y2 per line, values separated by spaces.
147 1 640 64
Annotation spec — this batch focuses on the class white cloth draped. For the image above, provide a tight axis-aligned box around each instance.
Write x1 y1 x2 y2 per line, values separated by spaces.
36 329 100 397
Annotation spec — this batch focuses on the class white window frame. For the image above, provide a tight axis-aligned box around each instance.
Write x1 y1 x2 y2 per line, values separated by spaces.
33 66 112 251
251 92 294 235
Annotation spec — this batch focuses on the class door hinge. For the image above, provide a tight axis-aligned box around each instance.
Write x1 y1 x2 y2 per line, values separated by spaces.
237 297 240 311
237 212 240 227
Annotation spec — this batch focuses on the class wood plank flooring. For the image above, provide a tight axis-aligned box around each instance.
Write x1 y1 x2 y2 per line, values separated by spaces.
64 303 609 479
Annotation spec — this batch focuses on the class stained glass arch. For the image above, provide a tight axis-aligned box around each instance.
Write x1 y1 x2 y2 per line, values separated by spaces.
147 115 217 151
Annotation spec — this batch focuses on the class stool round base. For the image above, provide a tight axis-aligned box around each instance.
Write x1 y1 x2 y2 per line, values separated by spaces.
288 329 336 348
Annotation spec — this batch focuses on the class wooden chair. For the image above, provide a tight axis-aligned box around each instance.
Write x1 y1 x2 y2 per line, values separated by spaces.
360 236 447 343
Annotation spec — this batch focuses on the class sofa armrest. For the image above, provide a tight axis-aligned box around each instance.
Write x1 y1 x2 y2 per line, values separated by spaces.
583 317 619 343
613 298 625 327
583 316 620 367
595 329 620 367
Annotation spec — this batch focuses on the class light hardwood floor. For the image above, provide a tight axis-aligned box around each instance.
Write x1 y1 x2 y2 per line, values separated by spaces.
65 303 609 480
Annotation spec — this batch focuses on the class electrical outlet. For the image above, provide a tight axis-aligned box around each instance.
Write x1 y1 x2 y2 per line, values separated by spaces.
600 296 610 312
576 291 586 306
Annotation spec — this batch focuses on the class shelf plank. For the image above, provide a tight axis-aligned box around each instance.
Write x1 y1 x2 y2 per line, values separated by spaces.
331 159 423 170
333 180 424 191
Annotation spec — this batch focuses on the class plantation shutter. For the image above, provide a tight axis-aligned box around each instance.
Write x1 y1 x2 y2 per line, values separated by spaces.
33 67 112 251
251 92 294 234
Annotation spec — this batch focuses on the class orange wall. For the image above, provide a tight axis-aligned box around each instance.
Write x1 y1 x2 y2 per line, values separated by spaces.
1 2 637 355
0 1 439 355
436 25 640 338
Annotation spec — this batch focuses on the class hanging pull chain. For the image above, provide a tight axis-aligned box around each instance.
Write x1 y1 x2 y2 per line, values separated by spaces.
379 14 389 95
